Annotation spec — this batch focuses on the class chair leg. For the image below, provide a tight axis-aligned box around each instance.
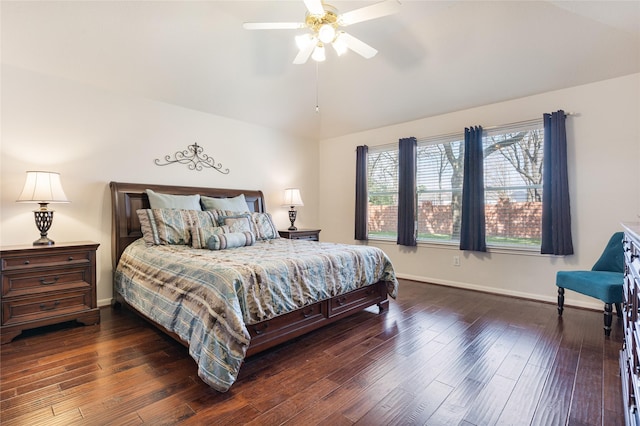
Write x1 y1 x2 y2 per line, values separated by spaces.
557 287 564 316
604 303 613 336
615 303 623 318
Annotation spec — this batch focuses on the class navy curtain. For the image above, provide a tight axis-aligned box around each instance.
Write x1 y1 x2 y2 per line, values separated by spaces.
397 137 417 246
541 110 573 255
460 126 486 252
355 145 369 241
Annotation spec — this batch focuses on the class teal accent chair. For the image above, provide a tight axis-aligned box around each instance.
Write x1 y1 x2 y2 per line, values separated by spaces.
556 232 624 336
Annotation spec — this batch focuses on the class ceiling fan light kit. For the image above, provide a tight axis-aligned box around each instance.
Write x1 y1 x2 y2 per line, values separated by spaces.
243 0 400 64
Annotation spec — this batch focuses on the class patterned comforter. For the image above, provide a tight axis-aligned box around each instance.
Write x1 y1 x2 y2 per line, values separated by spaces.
114 238 398 391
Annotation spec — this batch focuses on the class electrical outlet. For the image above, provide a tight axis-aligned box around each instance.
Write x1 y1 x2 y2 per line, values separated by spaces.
453 255 460 266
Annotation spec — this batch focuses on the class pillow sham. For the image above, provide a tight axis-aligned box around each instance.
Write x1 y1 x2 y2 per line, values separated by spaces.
146 189 201 210
251 212 279 240
201 194 249 213
137 209 218 246
207 231 256 251
190 225 229 249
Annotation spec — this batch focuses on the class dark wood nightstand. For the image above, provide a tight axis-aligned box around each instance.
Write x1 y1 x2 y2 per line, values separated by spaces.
278 229 321 241
0 241 100 344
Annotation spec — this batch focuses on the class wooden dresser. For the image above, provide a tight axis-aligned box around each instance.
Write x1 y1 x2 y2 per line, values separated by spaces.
0 241 100 344
622 223 640 425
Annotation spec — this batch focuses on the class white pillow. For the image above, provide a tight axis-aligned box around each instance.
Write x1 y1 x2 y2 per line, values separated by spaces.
146 189 201 210
201 194 249 213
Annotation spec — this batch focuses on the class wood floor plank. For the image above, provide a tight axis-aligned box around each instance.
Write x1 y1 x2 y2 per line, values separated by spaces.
0 279 624 425
425 377 485 425
568 311 605 425
531 307 589 426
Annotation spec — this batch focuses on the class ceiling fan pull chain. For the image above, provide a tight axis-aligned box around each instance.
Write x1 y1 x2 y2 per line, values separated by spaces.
315 62 320 113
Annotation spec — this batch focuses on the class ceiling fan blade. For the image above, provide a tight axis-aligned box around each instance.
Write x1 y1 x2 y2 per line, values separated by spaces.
339 0 401 26
293 38 317 64
243 22 305 30
304 0 325 16
339 32 378 59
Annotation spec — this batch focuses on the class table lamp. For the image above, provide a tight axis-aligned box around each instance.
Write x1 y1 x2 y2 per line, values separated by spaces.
283 188 304 231
17 171 70 245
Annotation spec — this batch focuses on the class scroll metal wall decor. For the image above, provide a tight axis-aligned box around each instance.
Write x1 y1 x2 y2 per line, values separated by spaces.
155 143 230 174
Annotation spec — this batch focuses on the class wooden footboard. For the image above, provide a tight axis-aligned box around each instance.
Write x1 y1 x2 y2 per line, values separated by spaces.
246 280 388 356
114 280 388 357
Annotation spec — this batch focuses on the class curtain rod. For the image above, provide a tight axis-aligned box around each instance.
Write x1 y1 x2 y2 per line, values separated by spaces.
365 112 578 150
482 112 577 132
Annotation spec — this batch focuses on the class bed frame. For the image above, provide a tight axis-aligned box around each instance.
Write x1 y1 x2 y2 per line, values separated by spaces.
110 181 389 357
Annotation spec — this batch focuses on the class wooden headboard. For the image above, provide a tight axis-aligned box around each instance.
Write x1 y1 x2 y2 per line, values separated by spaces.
109 182 265 268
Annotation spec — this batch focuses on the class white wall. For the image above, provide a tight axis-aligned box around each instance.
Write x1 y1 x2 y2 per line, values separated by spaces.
319 73 640 310
0 65 319 305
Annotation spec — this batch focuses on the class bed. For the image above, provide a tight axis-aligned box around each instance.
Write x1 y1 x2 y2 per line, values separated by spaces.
110 181 398 391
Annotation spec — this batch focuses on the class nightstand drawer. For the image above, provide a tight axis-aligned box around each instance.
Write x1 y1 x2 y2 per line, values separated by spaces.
291 234 318 241
2 250 93 271
2 289 92 325
2 267 92 298
278 229 321 241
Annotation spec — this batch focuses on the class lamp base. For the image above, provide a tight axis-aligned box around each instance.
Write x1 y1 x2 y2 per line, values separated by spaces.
33 236 55 246
288 208 298 232
33 209 55 246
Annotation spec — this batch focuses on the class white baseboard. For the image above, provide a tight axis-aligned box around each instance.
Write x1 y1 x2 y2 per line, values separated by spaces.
97 298 113 308
395 273 603 311
97 277 605 312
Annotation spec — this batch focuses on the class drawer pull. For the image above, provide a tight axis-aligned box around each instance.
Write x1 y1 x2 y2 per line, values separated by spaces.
336 296 347 306
39 301 60 311
631 254 639 262
40 277 60 285
24 260 30 265
68 256 74 261
253 323 268 335
302 307 314 318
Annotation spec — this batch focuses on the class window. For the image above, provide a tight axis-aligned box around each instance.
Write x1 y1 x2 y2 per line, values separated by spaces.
366 120 544 248
367 147 398 240
483 123 543 247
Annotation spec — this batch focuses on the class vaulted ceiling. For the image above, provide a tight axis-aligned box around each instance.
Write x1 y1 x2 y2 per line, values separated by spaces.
2 1 639 140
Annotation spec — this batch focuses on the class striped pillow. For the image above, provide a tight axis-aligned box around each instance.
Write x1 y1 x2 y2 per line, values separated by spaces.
137 209 218 246
190 226 229 249
207 231 256 250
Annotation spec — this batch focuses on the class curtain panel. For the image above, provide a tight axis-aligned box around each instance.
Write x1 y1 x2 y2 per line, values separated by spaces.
541 110 574 255
460 126 487 252
355 145 369 241
397 137 417 246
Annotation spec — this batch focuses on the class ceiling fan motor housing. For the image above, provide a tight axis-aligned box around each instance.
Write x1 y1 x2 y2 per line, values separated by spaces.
305 4 339 42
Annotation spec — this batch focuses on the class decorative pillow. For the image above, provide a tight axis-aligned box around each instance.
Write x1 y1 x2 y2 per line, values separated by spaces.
218 214 256 234
190 225 229 249
207 231 256 251
137 209 218 246
146 189 201 210
251 212 279 240
201 194 249 213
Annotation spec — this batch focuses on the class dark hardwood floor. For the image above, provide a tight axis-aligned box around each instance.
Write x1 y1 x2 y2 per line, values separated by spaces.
0 279 624 425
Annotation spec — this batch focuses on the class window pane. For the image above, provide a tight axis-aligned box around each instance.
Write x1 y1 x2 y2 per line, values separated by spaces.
367 148 398 239
483 128 543 246
417 139 464 242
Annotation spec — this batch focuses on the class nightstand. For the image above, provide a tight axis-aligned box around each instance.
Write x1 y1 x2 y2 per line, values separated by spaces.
278 229 321 241
1 241 100 344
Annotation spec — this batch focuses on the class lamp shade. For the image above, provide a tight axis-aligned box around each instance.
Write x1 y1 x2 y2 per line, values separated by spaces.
283 188 304 207
17 171 69 203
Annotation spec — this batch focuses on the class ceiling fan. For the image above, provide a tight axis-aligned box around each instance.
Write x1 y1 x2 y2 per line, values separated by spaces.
243 0 401 64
